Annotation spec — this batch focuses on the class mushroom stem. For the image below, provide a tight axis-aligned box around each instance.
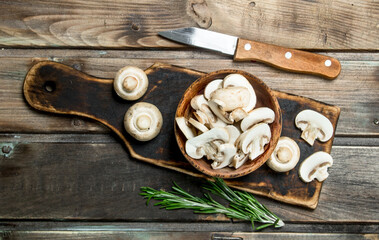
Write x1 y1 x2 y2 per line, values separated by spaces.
276 147 292 163
300 125 319 146
122 76 138 92
136 114 151 131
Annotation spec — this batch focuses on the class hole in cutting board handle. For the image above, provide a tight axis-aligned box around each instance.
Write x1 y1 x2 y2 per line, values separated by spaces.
44 81 56 93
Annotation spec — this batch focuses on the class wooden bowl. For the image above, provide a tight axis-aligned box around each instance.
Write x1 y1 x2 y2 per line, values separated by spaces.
175 69 282 179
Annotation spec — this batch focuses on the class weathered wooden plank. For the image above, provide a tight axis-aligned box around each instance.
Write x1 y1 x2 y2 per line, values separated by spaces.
1 221 378 234
0 133 378 146
0 51 377 135
0 141 378 222
0 231 377 240
0 0 377 49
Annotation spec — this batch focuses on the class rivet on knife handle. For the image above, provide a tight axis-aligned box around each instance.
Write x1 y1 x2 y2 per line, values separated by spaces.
234 39 341 79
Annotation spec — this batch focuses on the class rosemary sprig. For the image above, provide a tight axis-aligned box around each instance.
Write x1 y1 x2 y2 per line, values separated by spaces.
140 178 284 231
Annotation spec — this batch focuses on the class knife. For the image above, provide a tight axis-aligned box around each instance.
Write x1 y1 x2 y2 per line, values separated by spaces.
159 27 341 79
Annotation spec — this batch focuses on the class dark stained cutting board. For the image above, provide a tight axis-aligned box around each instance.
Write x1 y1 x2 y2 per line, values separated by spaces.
23 61 340 209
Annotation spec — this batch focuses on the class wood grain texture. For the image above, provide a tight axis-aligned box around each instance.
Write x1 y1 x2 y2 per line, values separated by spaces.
0 231 378 240
0 141 377 222
1 221 379 233
0 50 377 136
234 38 341 79
0 0 377 49
22 61 341 208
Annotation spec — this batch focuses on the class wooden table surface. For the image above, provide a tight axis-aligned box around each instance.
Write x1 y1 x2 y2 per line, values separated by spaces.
0 0 378 239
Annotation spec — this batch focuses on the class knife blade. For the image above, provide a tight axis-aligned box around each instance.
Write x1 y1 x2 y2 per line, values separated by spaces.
159 27 341 79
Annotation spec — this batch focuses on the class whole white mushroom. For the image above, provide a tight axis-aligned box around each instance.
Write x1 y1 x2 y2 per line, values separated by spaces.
124 102 163 141
114 66 149 101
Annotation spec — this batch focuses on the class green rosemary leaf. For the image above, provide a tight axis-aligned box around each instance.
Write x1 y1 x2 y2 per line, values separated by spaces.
140 178 284 231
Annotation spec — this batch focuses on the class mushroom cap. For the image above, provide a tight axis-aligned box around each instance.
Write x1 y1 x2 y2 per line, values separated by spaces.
210 87 250 112
267 136 300 172
190 94 208 110
124 102 163 141
237 123 271 155
299 151 333 183
240 107 275 131
223 74 257 112
175 117 195 140
204 79 223 100
185 127 229 159
295 109 333 145
114 66 149 101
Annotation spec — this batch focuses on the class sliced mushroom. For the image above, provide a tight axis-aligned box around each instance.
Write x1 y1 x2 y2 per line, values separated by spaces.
114 66 149 100
267 137 300 172
295 110 334 146
212 144 237 169
176 117 196 140
223 74 257 112
185 127 229 159
124 102 163 141
204 79 223 100
193 110 209 125
225 125 241 145
230 151 249 169
209 117 228 128
229 108 248 122
236 123 271 160
210 87 250 112
299 151 333 183
191 95 216 123
208 100 233 124
240 107 275 131
188 117 209 133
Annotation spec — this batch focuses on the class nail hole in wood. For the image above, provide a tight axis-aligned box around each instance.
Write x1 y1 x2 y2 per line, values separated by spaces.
249 2 256 7
44 81 56 93
131 23 140 31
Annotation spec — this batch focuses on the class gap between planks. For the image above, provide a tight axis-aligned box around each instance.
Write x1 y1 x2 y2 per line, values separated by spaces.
0 133 378 146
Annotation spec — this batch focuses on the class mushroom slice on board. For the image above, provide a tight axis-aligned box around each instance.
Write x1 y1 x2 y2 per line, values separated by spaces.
209 87 250 112
236 123 271 160
267 137 300 172
212 143 237 169
223 74 257 112
114 66 149 100
124 102 163 141
299 151 333 183
204 79 223 100
175 117 196 140
185 127 229 159
295 110 333 146
240 107 275 131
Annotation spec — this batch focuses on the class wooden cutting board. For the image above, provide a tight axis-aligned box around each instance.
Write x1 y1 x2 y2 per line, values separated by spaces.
23 61 340 209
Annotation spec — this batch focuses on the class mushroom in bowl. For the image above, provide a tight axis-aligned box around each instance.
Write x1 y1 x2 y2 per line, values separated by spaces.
175 70 282 179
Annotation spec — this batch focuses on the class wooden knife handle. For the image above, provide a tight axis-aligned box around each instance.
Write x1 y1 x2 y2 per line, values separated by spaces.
234 38 341 79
